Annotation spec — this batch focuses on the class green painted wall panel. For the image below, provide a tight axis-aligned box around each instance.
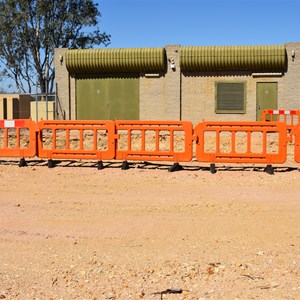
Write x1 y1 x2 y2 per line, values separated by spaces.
76 75 139 120
256 82 277 121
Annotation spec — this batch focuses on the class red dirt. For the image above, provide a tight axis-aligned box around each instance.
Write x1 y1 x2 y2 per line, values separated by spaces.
1 157 300 299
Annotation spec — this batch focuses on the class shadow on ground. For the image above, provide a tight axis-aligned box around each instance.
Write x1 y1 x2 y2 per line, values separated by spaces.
1 158 299 174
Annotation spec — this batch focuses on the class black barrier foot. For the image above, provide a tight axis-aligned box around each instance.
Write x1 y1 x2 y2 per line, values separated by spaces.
48 159 55 169
97 160 104 170
122 161 130 170
168 163 183 172
210 163 217 174
264 164 274 175
19 158 27 167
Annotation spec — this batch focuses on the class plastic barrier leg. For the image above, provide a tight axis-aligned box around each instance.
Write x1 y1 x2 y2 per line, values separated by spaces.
48 159 55 168
122 161 130 170
19 158 27 167
210 163 217 174
97 161 104 170
264 164 274 175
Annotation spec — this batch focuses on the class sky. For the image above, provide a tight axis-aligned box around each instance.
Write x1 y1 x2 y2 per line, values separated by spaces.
1 0 300 92
98 0 300 48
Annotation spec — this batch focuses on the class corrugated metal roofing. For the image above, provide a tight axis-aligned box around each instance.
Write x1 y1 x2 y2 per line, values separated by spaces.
180 45 286 71
66 48 166 73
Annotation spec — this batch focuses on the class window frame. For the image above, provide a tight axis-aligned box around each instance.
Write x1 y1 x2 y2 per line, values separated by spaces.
215 81 247 114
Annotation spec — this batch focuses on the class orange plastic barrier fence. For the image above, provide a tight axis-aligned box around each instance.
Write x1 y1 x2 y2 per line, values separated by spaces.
2 119 299 172
261 109 300 134
0 119 39 165
37 120 116 168
291 124 300 163
194 121 287 173
115 120 193 170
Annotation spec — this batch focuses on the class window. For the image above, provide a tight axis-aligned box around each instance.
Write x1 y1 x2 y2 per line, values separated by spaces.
215 82 246 113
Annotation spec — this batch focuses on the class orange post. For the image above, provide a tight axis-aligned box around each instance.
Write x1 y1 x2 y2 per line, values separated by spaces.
115 120 193 171
0 119 39 166
194 121 287 173
37 120 116 168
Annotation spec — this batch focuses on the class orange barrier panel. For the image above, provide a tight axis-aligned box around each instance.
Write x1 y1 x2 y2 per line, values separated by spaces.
261 109 300 133
115 120 193 170
194 121 287 173
0 119 39 165
291 124 300 163
37 120 116 168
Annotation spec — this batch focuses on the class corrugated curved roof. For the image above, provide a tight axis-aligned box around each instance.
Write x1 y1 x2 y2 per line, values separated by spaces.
66 48 166 73
180 45 286 71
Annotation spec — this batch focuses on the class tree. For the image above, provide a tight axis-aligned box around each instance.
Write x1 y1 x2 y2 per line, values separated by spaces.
0 0 110 94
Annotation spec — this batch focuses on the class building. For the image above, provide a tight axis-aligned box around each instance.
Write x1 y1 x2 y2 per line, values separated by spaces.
54 43 300 124
0 94 56 121
0 94 32 119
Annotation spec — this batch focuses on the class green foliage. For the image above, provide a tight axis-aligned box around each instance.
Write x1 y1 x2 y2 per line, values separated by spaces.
0 0 110 93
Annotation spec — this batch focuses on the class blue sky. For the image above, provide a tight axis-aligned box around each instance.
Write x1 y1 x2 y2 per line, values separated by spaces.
98 0 300 48
2 0 300 92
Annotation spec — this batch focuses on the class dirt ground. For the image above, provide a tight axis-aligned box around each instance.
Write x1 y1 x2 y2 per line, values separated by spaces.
0 152 300 300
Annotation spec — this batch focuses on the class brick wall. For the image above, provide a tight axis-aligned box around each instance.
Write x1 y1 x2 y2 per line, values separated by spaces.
140 45 181 120
54 48 70 119
283 43 300 109
55 43 300 122
181 72 287 124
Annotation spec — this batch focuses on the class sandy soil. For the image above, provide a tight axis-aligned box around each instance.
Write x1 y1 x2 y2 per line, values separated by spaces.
0 154 300 299
1 125 300 299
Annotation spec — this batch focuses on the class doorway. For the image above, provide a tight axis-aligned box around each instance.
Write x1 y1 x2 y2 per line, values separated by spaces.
76 74 139 120
256 82 278 121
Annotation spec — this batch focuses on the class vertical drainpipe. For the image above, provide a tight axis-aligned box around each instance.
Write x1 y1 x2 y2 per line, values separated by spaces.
68 73 71 120
180 62 182 121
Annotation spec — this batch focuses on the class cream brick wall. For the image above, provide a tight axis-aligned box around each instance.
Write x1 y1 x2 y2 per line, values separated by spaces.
283 42 300 109
140 45 181 120
181 73 287 124
54 48 70 119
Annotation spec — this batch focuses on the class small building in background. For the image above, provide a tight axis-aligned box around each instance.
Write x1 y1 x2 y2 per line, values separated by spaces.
30 100 55 122
36 43 300 123
0 94 56 121
0 94 32 119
